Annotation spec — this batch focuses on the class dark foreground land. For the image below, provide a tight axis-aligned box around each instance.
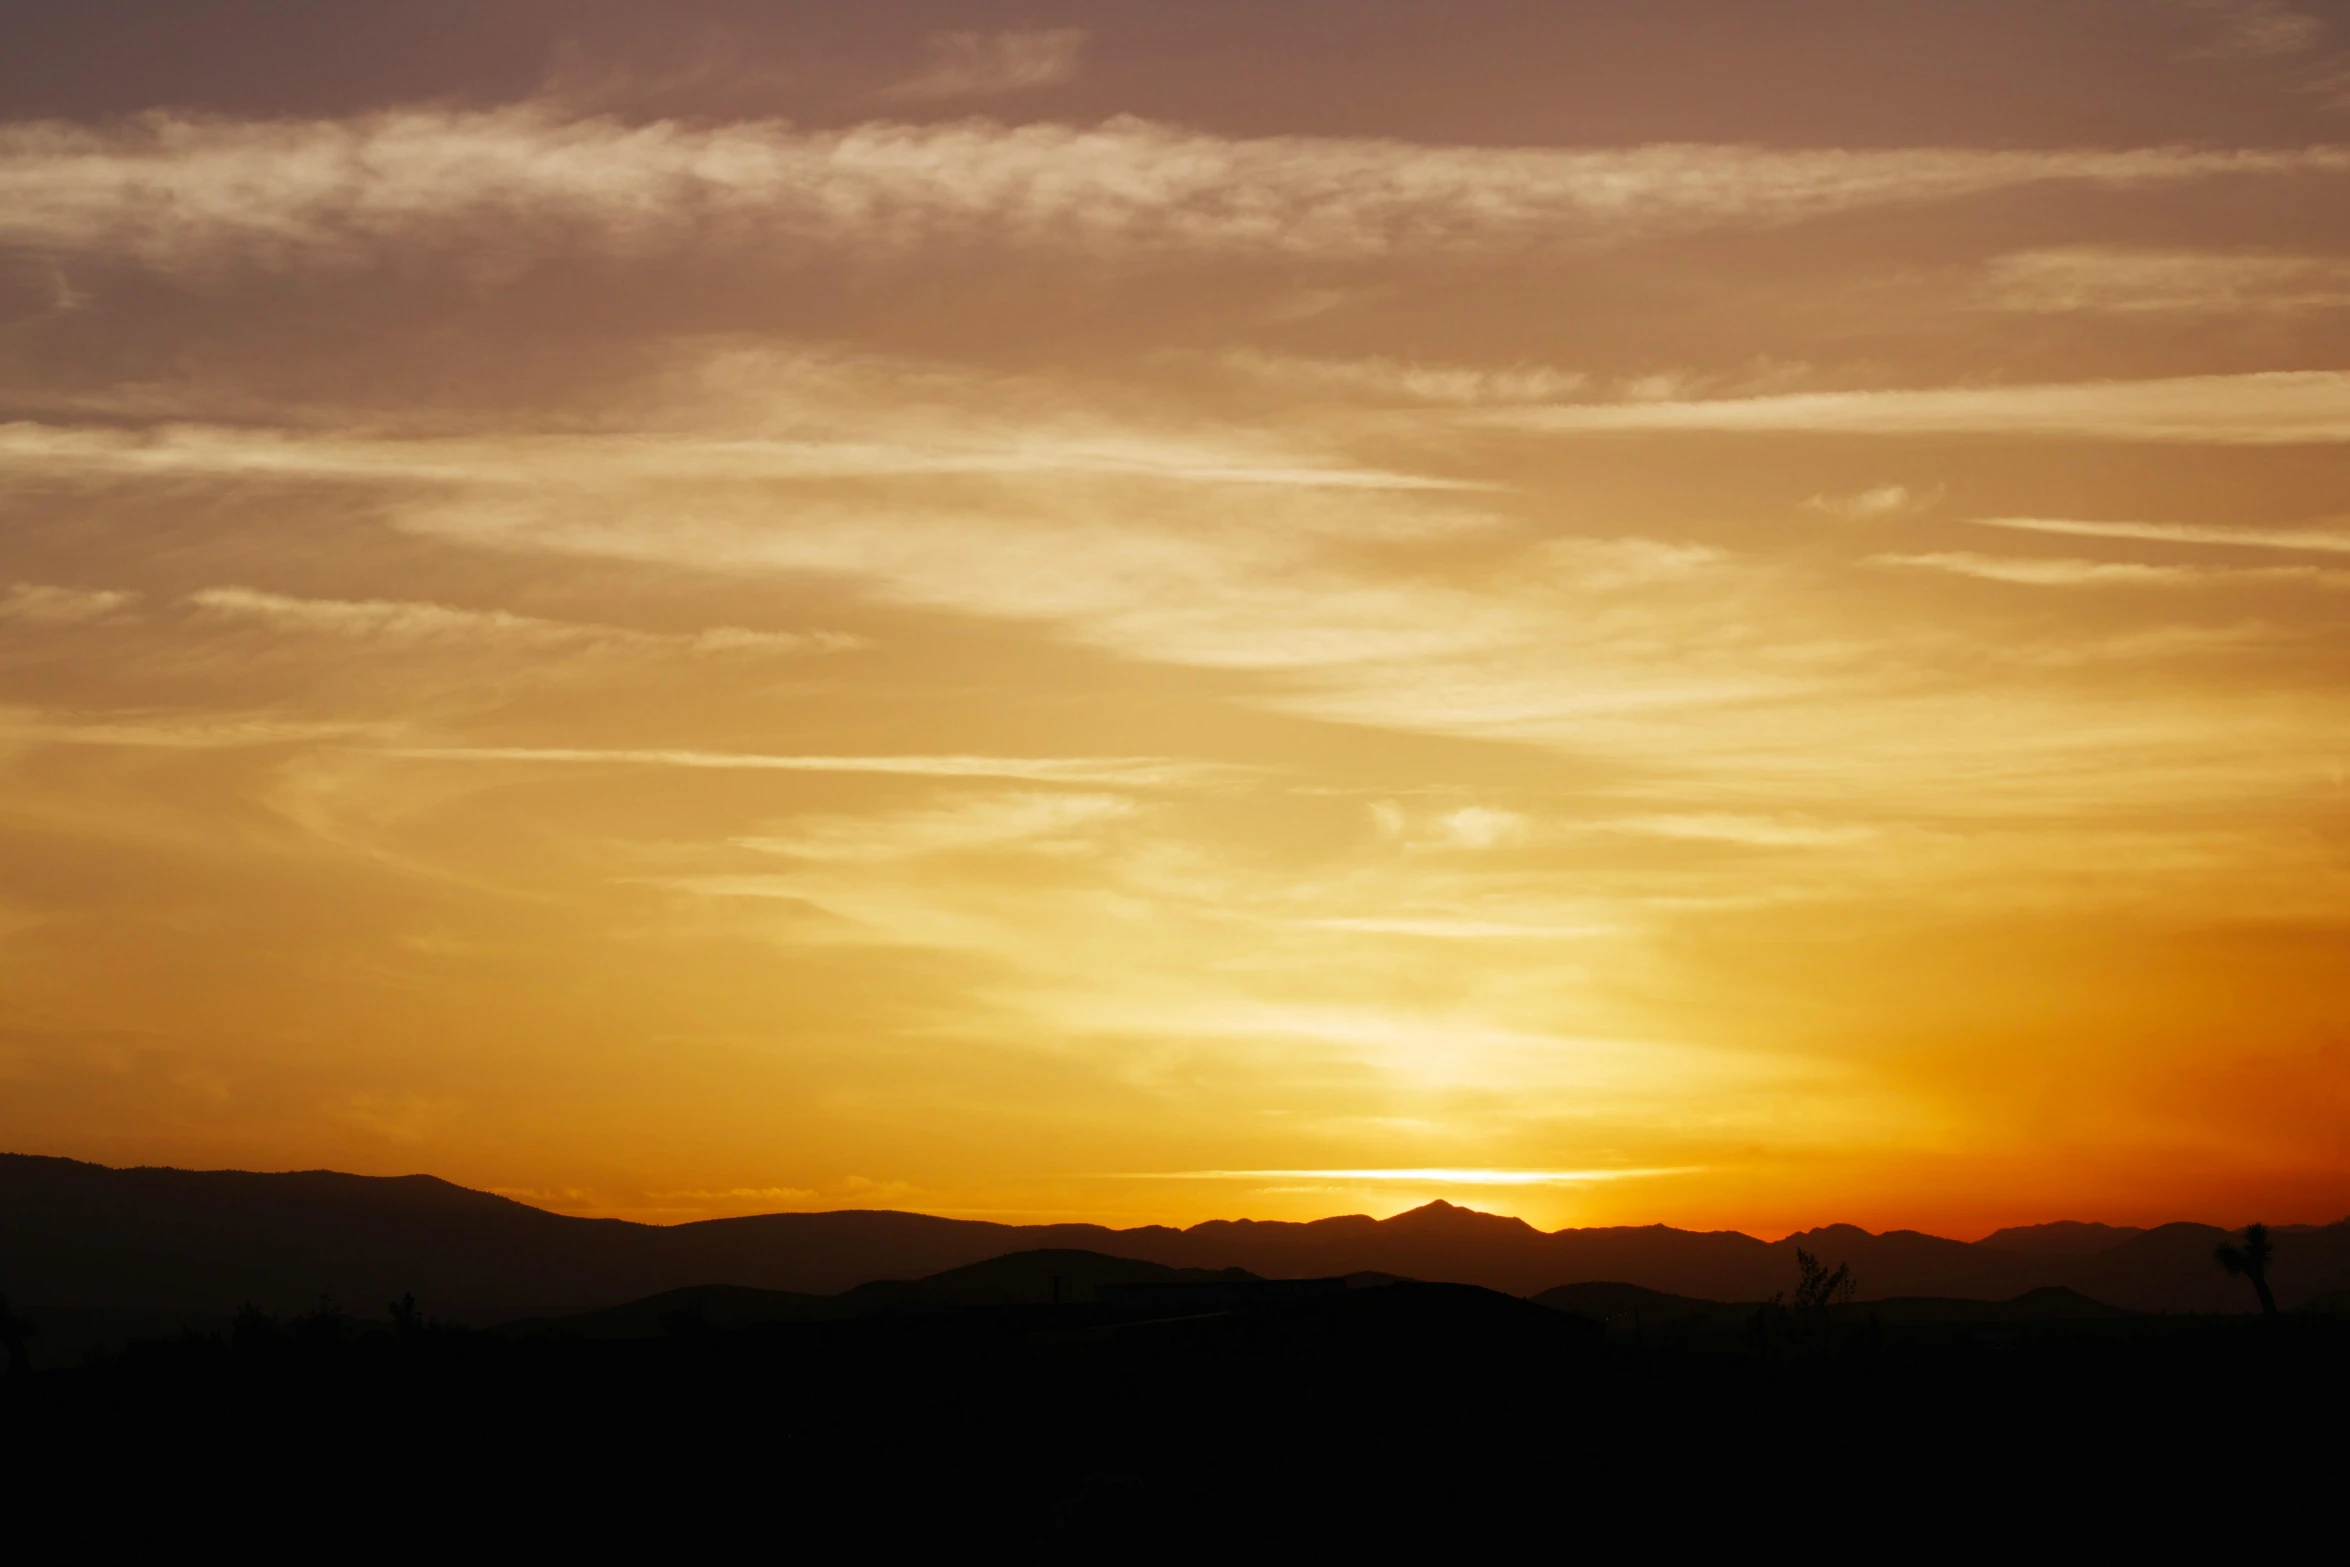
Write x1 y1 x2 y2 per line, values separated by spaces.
11 1277 2345 1543
8 1155 2347 1538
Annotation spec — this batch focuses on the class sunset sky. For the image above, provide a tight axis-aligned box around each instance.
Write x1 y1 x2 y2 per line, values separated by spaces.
3 1 2347 1237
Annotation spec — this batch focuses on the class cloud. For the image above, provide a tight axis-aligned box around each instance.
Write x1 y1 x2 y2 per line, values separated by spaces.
1967 516 2350 554
1420 806 1528 851
1982 247 2350 313
0 418 1464 493
380 746 1232 788
1874 550 2350 588
1303 918 1615 940
1479 371 2350 444
1529 536 1722 587
642 1186 818 1203
6 342 2332 836
880 29 1087 101
4 110 2345 272
0 709 386 750
0 581 136 624
735 793 1135 862
1215 349 1590 405
1804 484 1944 518
1872 551 2196 586
188 585 859 657
1369 802 1531 851
1611 814 1877 847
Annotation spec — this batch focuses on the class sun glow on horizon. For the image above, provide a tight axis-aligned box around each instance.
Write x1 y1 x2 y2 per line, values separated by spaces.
1123 1169 1700 1187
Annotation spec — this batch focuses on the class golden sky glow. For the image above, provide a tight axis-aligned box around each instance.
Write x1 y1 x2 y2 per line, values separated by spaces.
2 2 2347 1237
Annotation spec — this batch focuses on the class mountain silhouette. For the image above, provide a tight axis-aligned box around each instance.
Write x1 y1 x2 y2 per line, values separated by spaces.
9 1151 2348 1365
1979 1220 2149 1254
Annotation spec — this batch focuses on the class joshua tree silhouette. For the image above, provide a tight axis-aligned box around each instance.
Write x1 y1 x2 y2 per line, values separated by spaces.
0 1292 33 1377
2214 1223 2277 1317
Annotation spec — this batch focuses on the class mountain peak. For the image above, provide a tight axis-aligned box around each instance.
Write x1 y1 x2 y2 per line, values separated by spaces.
1380 1199 1537 1235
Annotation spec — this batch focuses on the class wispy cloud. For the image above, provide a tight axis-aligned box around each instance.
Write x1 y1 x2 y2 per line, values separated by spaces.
879 29 1086 101
1983 247 2350 313
0 581 137 624
1872 551 2199 587
1214 349 1591 405
1968 515 2350 554
1303 918 1616 940
641 1186 818 1204
1480 372 2350 444
1612 814 1877 847
0 419 1464 492
190 585 859 657
1875 550 2350 588
381 746 1232 788
735 793 1135 862
4 111 2345 272
1803 483 1945 518
1372 803 1531 852
0 709 385 750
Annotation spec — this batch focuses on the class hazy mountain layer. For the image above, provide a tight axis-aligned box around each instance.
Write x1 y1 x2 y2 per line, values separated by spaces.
6 1154 2343 1349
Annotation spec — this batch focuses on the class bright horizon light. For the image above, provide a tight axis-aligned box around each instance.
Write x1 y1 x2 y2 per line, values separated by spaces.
1128 1170 1701 1186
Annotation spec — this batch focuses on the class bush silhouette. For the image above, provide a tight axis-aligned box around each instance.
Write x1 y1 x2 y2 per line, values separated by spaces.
2214 1224 2277 1318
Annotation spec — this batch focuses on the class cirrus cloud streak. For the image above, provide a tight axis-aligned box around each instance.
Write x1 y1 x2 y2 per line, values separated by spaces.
3 110 2345 271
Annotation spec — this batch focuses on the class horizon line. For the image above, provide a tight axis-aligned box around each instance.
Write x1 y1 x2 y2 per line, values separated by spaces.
7 1149 2335 1240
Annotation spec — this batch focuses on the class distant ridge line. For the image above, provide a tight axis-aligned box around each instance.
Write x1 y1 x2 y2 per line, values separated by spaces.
5 1153 2346 1359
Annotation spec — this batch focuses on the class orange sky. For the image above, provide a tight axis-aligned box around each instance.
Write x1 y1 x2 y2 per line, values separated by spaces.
1 1 2346 1238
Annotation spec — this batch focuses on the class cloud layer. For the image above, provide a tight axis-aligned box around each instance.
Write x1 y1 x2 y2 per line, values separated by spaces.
4 110 2345 270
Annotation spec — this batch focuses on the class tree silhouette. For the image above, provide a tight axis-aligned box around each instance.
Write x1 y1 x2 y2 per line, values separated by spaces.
1792 1247 1855 1322
0 1292 33 1377
2214 1223 2277 1317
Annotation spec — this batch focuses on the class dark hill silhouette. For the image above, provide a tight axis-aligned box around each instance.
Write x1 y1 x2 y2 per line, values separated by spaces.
1533 1280 1750 1330
9 1151 2349 1365
505 1249 1270 1336
824 1248 1256 1313
1077 1276 1604 1367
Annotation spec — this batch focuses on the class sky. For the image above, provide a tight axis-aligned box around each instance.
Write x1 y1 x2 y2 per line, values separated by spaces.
2 0 2347 1237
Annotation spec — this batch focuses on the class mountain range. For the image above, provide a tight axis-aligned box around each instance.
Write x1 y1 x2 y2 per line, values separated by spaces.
5 1153 2343 1361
